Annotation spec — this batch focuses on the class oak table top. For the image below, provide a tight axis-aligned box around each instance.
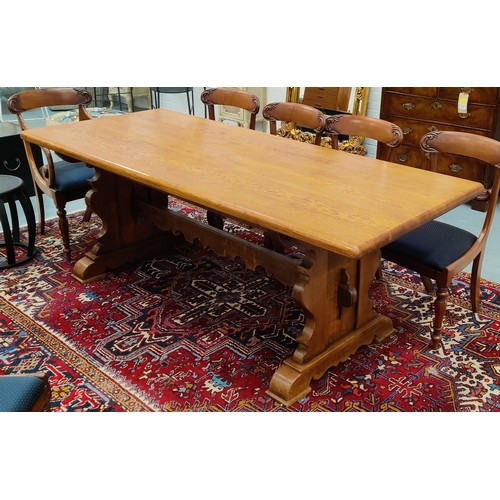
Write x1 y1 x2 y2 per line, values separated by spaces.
21 108 483 259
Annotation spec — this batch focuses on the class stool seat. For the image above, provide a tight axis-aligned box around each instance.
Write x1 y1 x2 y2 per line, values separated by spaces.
1 175 24 193
0 174 37 269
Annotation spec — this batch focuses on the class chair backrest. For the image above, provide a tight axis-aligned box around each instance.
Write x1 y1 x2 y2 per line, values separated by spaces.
263 101 326 146
325 114 403 156
200 88 260 129
8 87 93 130
421 130 500 239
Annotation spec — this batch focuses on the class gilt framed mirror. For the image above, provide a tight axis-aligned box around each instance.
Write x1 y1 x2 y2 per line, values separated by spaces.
283 87 370 154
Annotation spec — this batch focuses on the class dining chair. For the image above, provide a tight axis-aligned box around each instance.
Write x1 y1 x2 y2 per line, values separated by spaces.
325 114 403 157
8 87 94 260
381 130 500 350
200 87 260 230
262 101 327 145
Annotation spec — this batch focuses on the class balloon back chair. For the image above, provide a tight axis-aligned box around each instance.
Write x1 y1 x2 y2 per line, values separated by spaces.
325 113 403 158
263 101 327 146
381 130 500 350
200 88 260 230
8 87 94 260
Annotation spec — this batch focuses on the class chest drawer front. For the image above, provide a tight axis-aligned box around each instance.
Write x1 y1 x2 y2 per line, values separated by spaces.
301 87 351 111
438 87 498 105
384 87 438 97
381 144 425 168
382 93 495 129
379 143 486 183
381 115 490 147
434 153 486 182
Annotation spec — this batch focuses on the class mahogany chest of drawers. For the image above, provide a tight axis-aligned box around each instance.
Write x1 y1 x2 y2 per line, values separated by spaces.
377 87 500 211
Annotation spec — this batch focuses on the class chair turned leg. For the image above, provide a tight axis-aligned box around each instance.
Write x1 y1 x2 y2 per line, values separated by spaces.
35 185 45 235
421 275 435 294
207 210 224 230
470 253 484 312
264 231 285 253
57 206 71 260
432 287 449 350
82 204 92 222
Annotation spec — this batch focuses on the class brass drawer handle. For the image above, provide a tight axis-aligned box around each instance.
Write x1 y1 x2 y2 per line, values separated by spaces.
461 87 474 94
428 125 439 132
459 112 471 119
431 102 442 110
402 126 412 135
3 158 21 171
402 102 415 110
449 163 462 173
398 154 409 163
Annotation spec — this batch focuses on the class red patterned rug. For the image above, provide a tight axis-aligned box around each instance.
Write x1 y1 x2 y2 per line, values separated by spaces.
1 200 499 411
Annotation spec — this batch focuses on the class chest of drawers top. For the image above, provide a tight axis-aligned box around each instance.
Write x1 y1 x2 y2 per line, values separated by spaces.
382 87 499 130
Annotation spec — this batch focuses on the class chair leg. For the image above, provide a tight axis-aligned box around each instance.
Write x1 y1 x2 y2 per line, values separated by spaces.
421 275 435 294
35 185 45 235
56 205 71 260
470 252 484 312
207 210 224 230
82 204 92 222
432 287 449 350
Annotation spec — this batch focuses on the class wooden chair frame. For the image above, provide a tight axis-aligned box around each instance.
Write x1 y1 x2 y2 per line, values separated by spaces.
263 101 326 146
325 114 403 157
8 88 93 260
382 130 500 349
201 87 260 129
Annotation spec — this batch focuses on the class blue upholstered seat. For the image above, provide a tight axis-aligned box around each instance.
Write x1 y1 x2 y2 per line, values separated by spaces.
46 161 95 191
383 220 477 271
0 376 48 412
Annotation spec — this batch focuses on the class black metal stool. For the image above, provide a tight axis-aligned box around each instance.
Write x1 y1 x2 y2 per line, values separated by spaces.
150 87 195 115
0 175 37 269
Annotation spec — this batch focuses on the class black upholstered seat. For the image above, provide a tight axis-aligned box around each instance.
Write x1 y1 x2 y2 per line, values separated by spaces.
383 220 477 271
0 374 51 412
48 160 95 191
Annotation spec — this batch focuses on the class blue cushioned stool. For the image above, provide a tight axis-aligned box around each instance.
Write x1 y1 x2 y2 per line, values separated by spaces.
0 373 51 412
0 175 37 269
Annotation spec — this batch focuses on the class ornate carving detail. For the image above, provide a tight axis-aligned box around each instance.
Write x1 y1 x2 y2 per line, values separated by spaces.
276 122 368 155
7 95 21 113
200 88 215 105
388 124 404 147
75 88 93 105
262 102 279 121
420 131 442 153
324 113 344 133
338 137 368 156
250 96 260 114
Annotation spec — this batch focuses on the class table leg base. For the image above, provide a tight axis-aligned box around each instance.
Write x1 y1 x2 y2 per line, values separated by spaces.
72 234 176 284
266 314 394 407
